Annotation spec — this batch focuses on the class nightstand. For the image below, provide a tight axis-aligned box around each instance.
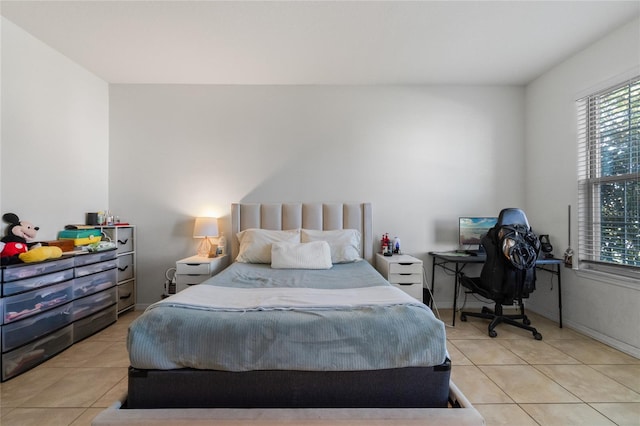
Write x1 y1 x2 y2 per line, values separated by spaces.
175 255 229 292
375 253 424 302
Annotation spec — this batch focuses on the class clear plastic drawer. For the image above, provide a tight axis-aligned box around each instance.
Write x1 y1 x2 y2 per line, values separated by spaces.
73 305 117 343
3 279 74 324
73 249 117 268
72 287 117 321
2 302 73 352
73 268 116 299
1 257 74 283
75 259 117 278
2 263 74 297
2 324 73 381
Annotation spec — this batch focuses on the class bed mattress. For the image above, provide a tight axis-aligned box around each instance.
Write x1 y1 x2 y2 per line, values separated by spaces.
127 261 447 372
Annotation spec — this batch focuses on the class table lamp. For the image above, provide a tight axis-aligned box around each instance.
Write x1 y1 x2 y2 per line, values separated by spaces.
193 217 219 257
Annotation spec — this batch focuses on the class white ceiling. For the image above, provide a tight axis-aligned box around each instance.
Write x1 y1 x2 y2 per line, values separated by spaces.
1 1 639 85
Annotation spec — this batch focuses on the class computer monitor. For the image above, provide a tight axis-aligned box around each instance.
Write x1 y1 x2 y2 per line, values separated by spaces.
458 217 498 249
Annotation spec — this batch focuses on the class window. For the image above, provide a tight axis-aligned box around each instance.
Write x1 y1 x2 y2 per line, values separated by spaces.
577 77 639 279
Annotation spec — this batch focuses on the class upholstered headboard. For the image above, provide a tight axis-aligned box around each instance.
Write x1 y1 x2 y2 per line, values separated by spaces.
231 203 373 264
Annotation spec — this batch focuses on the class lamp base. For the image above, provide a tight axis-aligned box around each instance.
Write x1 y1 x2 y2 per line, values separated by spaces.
197 238 218 258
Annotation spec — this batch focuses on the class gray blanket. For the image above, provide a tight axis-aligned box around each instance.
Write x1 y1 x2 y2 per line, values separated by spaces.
127 261 447 371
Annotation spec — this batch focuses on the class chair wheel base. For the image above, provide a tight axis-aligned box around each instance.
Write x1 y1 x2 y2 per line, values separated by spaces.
534 332 543 340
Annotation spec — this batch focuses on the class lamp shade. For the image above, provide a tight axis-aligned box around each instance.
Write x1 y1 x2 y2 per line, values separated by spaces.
193 217 219 238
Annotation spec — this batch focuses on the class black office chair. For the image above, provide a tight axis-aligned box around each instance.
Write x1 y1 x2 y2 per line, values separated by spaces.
459 208 542 340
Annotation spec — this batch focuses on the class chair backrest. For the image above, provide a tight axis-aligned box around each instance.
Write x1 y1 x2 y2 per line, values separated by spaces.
479 208 539 302
497 208 529 228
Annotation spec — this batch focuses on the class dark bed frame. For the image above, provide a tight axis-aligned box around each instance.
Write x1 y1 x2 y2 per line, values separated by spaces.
127 363 451 409
126 203 451 409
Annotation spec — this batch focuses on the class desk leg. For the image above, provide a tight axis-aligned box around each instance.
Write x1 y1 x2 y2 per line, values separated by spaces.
557 264 563 328
452 263 459 326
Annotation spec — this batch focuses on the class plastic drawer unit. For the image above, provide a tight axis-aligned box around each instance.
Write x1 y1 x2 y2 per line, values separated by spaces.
2 302 73 352
73 268 117 299
73 305 117 343
2 324 73 381
1 258 74 297
72 286 117 322
74 250 117 275
3 279 74 324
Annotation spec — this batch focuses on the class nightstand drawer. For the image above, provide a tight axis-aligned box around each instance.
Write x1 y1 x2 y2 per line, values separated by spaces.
176 274 210 286
389 272 422 284
389 262 422 274
176 262 212 275
391 283 423 301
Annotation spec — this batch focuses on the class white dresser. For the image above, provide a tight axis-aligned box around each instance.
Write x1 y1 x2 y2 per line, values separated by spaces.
375 253 423 302
175 255 229 293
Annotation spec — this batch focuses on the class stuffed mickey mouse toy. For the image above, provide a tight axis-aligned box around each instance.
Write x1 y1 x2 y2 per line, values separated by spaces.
1 213 62 265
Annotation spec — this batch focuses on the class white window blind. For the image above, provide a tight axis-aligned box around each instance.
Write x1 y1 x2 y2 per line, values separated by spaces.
577 77 639 279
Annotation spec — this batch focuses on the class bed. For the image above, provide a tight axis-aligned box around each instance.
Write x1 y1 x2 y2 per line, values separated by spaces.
126 203 451 409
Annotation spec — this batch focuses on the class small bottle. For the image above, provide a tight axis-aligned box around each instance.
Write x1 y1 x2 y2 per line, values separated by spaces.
394 237 401 254
218 233 227 256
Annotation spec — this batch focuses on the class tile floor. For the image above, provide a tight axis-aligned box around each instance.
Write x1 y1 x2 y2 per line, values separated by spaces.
0 308 638 425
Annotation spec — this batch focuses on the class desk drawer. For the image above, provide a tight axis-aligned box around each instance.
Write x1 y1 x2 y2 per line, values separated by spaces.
389 262 422 274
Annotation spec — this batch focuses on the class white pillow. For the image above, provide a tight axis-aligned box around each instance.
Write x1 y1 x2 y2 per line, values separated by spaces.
236 228 300 263
300 229 361 263
271 241 332 269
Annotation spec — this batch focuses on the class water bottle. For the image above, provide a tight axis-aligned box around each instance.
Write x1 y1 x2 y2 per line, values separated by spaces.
394 237 401 254
218 233 227 256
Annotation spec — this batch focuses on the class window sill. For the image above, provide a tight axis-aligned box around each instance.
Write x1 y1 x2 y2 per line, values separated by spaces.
576 267 640 291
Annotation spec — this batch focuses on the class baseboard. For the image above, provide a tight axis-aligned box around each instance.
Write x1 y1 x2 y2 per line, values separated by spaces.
560 318 640 359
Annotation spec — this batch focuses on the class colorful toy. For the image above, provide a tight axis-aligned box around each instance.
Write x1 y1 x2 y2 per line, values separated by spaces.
1 213 62 264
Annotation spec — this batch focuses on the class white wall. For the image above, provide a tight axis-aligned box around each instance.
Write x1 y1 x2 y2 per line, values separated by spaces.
524 17 640 356
1 18 109 239
109 85 526 306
